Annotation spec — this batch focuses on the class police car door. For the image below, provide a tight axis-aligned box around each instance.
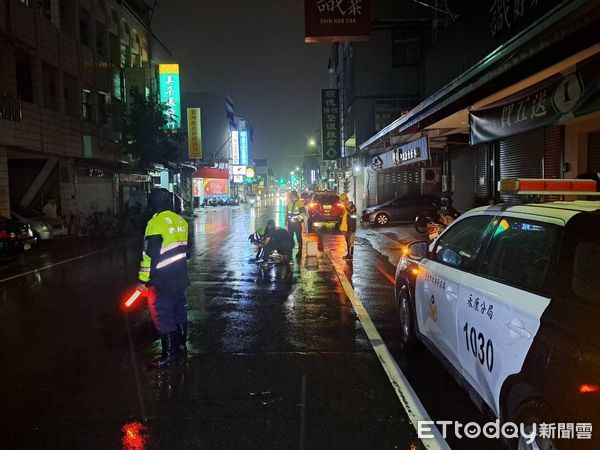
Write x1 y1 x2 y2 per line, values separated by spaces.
416 215 497 367
457 214 562 415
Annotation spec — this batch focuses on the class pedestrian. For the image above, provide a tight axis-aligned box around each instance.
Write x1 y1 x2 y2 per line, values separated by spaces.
286 190 306 258
43 197 57 219
137 188 190 369
339 193 357 260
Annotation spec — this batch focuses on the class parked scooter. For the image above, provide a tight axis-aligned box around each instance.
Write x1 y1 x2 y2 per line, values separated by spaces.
414 198 460 240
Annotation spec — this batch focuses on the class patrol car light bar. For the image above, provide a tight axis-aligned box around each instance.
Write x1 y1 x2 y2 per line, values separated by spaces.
498 178 600 196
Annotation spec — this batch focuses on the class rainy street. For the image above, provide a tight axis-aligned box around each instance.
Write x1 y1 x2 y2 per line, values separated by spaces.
0 200 505 450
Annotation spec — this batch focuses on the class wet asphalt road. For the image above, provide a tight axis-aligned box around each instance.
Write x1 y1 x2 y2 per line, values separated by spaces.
0 201 507 450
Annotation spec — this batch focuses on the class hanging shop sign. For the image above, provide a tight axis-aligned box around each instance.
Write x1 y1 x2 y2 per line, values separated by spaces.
470 54 600 145
232 165 246 176
239 130 249 166
187 107 202 159
488 0 563 40
231 130 240 165
158 64 181 130
321 89 341 161
304 0 371 43
119 173 151 183
370 136 429 170
233 175 244 184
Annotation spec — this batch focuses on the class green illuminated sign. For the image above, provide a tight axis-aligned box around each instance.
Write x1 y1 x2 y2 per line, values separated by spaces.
158 64 181 130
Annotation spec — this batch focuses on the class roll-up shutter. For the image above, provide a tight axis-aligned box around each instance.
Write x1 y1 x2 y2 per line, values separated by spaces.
475 144 490 200
77 175 114 215
588 132 600 172
499 128 543 202
377 167 420 204
450 146 476 212
543 125 563 179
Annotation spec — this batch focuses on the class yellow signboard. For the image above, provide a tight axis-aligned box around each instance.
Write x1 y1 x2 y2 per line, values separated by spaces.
187 108 202 159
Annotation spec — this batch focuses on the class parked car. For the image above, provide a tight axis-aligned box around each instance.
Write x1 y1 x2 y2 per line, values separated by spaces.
306 192 343 231
394 183 600 450
0 216 35 260
11 207 68 240
361 194 440 226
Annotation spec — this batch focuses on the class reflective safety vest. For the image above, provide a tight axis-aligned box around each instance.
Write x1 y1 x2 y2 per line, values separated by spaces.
286 199 306 221
340 202 357 232
138 211 189 290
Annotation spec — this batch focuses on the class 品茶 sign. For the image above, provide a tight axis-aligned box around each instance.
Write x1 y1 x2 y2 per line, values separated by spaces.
187 108 202 159
470 54 600 144
321 89 341 161
305 0 371 43
159 64 181 130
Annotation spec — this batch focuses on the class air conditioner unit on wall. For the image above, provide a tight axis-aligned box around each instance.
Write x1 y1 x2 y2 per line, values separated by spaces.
421 167 442 183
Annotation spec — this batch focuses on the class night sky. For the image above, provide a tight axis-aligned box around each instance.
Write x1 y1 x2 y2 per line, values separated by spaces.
152 1 330 175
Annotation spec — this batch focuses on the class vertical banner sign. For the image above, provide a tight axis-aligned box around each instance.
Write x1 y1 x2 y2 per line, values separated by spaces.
231 130 240 165
239 130 249 166
187 108 202 159
305 0 371 43
158 64 181 130
321 89 341 160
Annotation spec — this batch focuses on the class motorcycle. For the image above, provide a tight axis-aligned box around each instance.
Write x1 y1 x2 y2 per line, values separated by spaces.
415 199 460 240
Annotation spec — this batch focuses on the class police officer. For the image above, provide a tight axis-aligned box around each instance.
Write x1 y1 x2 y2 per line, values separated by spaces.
286 191 306 257
138 188 190 369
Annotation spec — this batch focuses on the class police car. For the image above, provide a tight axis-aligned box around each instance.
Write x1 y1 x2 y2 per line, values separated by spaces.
394 178 600 449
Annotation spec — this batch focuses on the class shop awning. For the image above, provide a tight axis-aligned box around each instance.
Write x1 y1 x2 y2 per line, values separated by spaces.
192 167 229 179
359 0 600 154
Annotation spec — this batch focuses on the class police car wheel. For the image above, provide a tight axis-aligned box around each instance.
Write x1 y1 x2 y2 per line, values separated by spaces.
396 283 415 348
375 213 389 226
514 400 557 450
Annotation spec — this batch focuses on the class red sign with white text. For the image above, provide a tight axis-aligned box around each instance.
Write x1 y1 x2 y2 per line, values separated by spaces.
304 0 371 43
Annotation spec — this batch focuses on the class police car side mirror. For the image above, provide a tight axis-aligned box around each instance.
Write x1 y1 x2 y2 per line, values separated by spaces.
407 241 429 259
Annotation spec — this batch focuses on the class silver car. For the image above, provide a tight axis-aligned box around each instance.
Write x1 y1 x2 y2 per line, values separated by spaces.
11 208 68 240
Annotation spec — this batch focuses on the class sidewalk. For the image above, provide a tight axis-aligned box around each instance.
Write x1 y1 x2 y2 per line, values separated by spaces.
357 224 422 267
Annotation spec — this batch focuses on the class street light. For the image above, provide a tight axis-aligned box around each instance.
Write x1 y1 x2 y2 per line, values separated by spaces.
308 138 316 147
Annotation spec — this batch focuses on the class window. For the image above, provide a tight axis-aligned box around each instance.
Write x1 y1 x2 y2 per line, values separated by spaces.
43 64 57 111
433 215 496 270
80 18 89 46
480 218 561 293
97 92 110 125
96 22 106 57
392 30 421 66
82 89 93 122
16 58 33 103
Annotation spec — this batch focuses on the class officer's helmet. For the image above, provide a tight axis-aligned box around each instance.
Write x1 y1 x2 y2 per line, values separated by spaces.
148 188 172 213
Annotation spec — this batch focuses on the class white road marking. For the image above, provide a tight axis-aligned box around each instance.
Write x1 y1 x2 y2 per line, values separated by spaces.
0 245 124 285
326 250 450 450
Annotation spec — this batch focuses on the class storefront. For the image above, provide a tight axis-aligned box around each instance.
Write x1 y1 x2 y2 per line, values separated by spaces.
360 2 600 211
367 136 441 205
119 173 151 211
192 167 230 205
75 164 117 216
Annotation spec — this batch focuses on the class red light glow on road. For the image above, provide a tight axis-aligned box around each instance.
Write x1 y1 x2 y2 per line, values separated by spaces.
121 422 147 450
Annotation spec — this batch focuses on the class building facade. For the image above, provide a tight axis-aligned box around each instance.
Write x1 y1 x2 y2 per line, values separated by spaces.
0 0 169 225
360 0 600 212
